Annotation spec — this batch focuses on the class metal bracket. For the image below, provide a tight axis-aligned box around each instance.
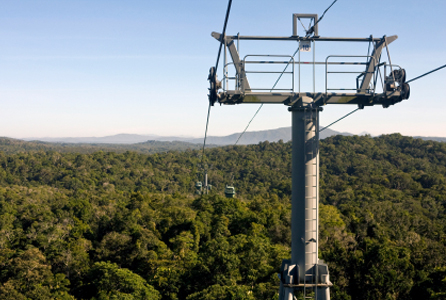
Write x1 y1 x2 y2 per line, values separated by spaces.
279 259 300 285
293 14 319 37
359 35 397 93
211 32 251 91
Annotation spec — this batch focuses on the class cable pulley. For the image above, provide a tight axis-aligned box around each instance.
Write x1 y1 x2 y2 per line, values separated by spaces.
384 68 410 103
208 66 221 106
385 69 405 90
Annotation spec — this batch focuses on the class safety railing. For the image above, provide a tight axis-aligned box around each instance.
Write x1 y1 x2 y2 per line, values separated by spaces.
223 61 237 92
223 55 401 96
325 55 377 94
223 55 295 93
243 55 295 92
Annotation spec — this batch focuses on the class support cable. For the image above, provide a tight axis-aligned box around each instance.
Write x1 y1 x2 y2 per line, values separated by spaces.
298 17 308 32
201 0 234 185
320 108 359 132
234 47 301 145
306 0 339 37
215 0 233 71
234 105 263 145
200 104 212 167
406 64 446 84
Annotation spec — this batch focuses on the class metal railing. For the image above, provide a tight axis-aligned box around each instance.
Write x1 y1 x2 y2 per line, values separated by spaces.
223 61 237 92
222 54 402 96
223 55 295 93
325 55 376 94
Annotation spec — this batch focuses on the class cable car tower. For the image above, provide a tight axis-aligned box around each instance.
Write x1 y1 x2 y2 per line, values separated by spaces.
208 13 410 300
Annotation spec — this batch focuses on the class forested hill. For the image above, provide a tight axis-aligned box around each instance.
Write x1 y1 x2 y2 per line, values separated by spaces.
0 137 206 154
0 134 445 300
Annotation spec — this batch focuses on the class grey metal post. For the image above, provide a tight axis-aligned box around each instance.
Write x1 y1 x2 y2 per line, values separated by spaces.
291 97 319 278
202 171 208 195
281 96 329 300
205 172 208 195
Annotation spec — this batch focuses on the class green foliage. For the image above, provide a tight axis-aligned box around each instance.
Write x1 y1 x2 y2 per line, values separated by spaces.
186 284 256 300
84 262 160 300
0 248 73 299
0 134 445 299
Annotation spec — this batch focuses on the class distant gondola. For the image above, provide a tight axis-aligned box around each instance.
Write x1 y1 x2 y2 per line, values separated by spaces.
224 185 235 198
195 181 202 194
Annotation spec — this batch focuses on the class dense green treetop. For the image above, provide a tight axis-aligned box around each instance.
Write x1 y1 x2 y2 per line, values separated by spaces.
0 134 445 299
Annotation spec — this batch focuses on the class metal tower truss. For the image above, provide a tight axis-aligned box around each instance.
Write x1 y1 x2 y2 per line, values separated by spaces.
209 15 410 110
208 13 410 300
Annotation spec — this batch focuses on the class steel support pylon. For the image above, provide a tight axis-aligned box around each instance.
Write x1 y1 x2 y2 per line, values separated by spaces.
279 97 331 300
209 13 408 299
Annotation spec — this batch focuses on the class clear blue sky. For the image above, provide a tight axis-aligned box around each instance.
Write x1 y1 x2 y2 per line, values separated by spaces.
1 0 445 138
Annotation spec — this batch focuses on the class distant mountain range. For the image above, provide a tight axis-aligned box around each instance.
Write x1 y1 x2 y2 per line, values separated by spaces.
23 127 351 145
414 136 446 143
23 134 180 144
0 138 206 155
21 127 446 146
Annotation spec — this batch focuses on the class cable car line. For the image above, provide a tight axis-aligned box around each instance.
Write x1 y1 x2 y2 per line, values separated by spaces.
320 108 360 132
318 0 339 24
215 0 233 71
406 64 446 84
200 105 212 165
234 104 263 145
306 0 339 37
199 0 234 195
202 0 234 158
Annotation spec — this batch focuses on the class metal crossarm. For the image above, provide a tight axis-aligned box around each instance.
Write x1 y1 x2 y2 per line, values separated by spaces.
212 31 408 110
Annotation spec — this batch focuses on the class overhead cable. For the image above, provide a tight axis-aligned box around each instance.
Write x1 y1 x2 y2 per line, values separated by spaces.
306 0 339 37
201 0 234 169
234 105 263 145
234 48 301 145
200 105 212 166
406 64 446 84
318 0 339 23
320 108 359 132
215 0 233 71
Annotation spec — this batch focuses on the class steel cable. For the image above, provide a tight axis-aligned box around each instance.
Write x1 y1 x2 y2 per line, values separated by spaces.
200 0 234 182
215 0 233 71
306 0 339 37
406 64 446 84
320 108 359 132
200 104 212 166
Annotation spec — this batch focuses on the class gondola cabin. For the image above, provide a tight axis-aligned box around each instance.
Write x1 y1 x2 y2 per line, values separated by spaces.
224 185 236 198
195 181 202 195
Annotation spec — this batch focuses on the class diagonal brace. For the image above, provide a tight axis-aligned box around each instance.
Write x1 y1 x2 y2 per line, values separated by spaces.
212 32 251 91
359 35 397 93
